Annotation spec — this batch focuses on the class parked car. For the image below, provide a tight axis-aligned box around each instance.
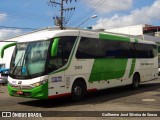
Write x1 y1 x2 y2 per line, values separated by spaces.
0 69 9 85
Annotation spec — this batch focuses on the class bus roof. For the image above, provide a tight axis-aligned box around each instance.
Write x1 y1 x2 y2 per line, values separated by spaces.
0 27 156 45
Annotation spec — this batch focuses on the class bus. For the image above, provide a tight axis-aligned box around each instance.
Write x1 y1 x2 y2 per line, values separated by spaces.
0 28 158 101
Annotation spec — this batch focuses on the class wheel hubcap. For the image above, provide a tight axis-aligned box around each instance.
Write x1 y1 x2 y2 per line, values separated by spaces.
74 86 82 96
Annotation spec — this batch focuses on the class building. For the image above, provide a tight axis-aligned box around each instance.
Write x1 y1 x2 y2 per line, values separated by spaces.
0 42 15 70
105 24 160 42
0 28 45 70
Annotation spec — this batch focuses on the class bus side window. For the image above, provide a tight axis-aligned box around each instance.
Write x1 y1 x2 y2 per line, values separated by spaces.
49 44 63 70
48 36 76 73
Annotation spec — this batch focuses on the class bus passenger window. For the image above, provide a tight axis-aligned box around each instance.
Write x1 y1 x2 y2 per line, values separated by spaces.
48 36 76 72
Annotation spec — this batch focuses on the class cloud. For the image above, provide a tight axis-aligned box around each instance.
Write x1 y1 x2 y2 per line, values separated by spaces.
23 3 30 8
83 0 132 14
0 29 23 40
93 0 160 29
0 13 7 22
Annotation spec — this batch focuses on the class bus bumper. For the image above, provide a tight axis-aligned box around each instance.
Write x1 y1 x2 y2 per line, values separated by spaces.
7 83 48 99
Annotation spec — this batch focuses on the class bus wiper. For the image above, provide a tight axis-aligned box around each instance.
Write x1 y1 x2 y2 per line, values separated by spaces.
12 53 24 75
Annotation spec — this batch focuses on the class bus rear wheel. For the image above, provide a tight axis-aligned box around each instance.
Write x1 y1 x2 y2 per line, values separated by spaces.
132 73 140 89
71 80 86 101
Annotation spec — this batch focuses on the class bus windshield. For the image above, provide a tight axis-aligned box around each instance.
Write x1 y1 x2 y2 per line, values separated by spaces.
9 40 50 79
9 36 77 79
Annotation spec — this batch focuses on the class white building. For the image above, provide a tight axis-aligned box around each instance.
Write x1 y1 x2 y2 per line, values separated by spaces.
105 24 160 43
0 42 15 69
0 29 43 69
105 24 144 36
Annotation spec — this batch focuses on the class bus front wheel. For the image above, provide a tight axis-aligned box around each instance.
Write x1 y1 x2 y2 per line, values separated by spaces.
71 80 86 101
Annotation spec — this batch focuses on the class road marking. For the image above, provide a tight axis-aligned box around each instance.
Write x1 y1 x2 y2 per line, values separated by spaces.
142 99 156 102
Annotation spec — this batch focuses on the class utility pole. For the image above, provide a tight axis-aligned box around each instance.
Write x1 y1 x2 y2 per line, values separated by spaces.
60 0 63 30
49 0 76 30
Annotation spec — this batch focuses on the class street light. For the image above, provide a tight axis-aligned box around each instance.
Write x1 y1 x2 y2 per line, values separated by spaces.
75 15 97 29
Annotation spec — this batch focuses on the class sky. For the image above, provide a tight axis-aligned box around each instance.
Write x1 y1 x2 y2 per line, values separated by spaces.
0 0 160 40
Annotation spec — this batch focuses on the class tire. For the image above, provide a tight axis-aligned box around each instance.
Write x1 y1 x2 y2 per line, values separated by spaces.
71 80 86 101
132 74 140 89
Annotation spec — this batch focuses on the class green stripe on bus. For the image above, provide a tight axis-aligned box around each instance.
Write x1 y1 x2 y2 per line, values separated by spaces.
89 59 128 82
129 38 138 78
129 59 136 78
100 33 130 42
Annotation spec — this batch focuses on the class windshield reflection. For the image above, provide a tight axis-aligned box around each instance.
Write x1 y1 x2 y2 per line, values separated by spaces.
10 41 50 79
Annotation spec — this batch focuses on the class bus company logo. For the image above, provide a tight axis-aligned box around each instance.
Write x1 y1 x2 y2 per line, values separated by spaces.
51 77 62 82
141 62 154 66
2 112 11 117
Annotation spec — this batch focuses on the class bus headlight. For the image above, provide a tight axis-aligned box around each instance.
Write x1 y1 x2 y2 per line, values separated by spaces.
31 79 48 87
32 82 41 87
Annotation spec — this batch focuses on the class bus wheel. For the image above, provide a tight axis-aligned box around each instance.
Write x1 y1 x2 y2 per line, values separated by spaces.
71 80 86 101
132 73 140 89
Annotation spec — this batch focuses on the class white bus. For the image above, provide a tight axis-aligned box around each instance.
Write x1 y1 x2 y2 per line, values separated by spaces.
0 28 158 101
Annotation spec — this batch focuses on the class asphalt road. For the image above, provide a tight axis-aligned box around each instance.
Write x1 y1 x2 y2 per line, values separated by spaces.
0 78 160 120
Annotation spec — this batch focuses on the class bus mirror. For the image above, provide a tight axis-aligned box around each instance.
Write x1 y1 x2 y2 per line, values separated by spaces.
51 38 60 57
0 42 16 58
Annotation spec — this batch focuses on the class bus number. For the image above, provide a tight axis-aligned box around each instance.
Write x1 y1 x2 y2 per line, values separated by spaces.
75 66 82 70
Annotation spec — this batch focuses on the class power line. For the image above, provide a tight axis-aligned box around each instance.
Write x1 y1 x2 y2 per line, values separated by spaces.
0 12 52 22
49 0 77 29
63 7 76 26
67 0 106 27
63 0 77 27
83 0 160 22
67 0 160 28
0 26 37 30
0 6 53 22
0 0 159 30
0 8 48 18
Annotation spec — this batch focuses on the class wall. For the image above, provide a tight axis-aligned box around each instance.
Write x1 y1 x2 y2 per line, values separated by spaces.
105 25 144 36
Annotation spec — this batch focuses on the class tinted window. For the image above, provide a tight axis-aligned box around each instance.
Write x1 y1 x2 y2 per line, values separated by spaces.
76 37 157 59
104 41 134 58
47 36 76 73
135 43 156 58
76 37 105 58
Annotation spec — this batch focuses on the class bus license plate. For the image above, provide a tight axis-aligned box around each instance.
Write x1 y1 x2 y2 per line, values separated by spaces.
17 91 23 95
